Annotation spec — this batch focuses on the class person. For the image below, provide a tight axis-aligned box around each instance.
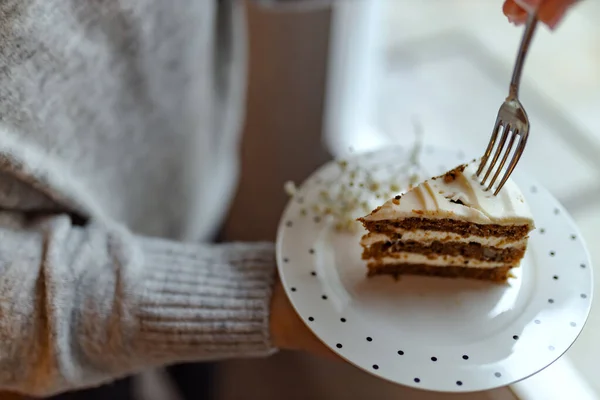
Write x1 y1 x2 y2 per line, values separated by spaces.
0 0 578 398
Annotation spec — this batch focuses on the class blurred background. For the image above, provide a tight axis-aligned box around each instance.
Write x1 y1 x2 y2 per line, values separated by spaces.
139 1 600 399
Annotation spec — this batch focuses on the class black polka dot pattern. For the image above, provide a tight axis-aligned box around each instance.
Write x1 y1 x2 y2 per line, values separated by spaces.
308 317 314 322
373 364 379 370
321 295 327 300
462 355 469 360
366 337 373 342
456 381 463 386
430 357 437 362
548 298 554 304
340 318 346 323
336 343 342 349
513 335 519 340
397 350 404 356
414 378 420 383
495 372 502 378
291 287 296 292
286 221 293 227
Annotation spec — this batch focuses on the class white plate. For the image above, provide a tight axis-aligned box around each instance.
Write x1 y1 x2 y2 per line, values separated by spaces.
276 146 593 393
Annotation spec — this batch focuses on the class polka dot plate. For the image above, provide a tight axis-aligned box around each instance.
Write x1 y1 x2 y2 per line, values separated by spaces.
276 146 593 393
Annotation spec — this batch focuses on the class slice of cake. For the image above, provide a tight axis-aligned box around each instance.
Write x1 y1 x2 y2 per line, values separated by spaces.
357 160 535 282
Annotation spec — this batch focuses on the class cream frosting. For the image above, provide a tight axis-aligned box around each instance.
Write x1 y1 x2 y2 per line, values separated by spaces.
360 231 526 249
361 160 535 228
374 254 511 269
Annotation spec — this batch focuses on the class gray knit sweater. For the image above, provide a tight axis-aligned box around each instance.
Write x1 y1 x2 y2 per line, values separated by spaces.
0 0 315 396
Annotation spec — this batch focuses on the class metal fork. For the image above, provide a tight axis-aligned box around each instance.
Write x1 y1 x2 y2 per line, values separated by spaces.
477 13 538 196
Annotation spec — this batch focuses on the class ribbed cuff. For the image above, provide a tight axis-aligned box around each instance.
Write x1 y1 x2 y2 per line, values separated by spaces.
135 239 278 363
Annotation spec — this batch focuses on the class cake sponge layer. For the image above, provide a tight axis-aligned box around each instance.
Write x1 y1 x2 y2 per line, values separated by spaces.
367 262 513 282
362 240 525 263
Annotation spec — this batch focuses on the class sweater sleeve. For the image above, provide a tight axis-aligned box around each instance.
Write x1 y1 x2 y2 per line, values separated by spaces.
0 213 277 397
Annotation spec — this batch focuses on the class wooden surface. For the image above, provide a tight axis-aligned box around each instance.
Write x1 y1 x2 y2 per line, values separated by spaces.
221 0 332 242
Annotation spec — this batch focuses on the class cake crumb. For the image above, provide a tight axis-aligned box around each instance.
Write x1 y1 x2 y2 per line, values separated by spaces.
443 164 466 183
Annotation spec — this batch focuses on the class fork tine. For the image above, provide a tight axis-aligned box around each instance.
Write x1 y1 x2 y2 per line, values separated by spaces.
477 118 502 176
486 128 518 192
481 123 510 187
493 133 528 196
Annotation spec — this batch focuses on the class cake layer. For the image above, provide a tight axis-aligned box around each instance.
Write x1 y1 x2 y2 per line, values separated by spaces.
360 218 531 239
362 240 525 263
361 231 525 248
372 254 508 269
366 262 512 282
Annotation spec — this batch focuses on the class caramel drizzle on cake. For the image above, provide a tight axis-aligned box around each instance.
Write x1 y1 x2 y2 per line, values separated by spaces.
357 160 535 282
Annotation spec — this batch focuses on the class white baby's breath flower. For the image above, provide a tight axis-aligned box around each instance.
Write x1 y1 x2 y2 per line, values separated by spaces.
284 181 297 196
282 116 426 233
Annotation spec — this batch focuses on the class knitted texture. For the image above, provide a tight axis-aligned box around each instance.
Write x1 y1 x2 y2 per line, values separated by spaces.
0 0 298 396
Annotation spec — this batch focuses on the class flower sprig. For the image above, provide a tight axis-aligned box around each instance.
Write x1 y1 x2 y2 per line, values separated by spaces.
285 120 425 233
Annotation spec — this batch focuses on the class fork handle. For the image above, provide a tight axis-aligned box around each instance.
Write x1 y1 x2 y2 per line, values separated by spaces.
509 13 538 99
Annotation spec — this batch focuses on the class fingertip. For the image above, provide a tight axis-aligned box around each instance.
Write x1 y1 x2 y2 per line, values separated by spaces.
503 0 528 25
547 13 565 30
506 16 527 27
538 0 569 30
503 0 522 16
